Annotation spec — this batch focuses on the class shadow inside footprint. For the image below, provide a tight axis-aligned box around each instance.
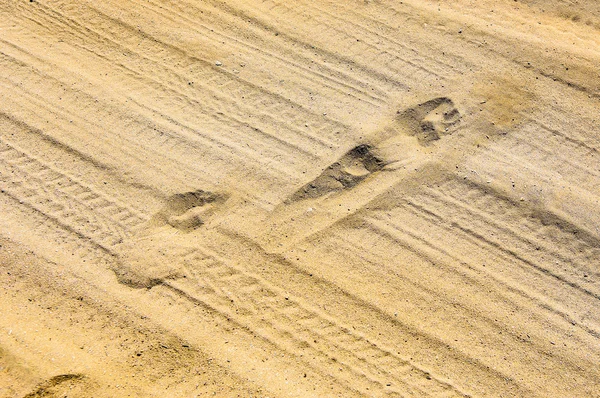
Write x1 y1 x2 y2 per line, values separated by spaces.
24 374 88 398
396 97 461 144
149 190 227 232
288 144 384 202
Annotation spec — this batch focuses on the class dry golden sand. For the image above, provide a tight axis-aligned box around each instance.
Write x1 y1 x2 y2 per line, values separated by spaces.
1 0 599 397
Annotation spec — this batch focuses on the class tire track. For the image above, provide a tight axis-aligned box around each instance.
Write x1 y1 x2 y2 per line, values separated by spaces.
0 44 294 207
127 0 387 107
380 0 600 100
326 220 589 344
358 212 600 391
395 180 600 332
146 244 471 398
414 181 600 296
505 122 600 192
274 0 466 79
475 145 600 247
243 0 446 86
34 0 342 151
5 0 361 201
0 166 507 397
362 207 600 337
295 203 600 394
179 0 413 94
0 136 148 249
295 196 600 379
0 156 452 398
213 228 530 396
7 3 330 163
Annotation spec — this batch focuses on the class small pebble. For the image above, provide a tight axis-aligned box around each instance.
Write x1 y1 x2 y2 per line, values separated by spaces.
215 61 222 66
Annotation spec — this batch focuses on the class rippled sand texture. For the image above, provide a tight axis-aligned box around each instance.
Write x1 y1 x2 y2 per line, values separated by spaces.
1 0 599 397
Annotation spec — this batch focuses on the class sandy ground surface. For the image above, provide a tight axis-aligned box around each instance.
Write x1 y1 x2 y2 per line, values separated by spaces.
1 0 599 397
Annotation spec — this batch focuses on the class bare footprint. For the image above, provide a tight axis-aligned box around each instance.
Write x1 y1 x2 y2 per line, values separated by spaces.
287 144 384 202
396 97 461 144
113 189 228 288
288 97 461 202
149 190 227 232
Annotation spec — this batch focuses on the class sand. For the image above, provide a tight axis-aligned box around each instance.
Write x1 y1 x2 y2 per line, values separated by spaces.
1 0 599 397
